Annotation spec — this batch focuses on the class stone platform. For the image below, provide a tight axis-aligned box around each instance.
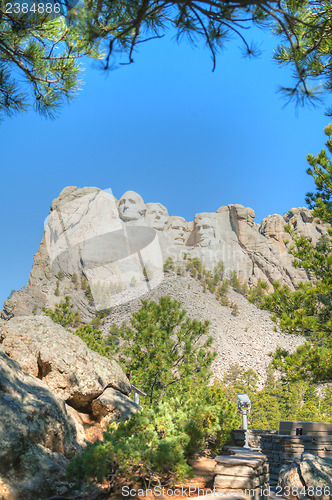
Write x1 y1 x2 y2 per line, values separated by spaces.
213 447 270 500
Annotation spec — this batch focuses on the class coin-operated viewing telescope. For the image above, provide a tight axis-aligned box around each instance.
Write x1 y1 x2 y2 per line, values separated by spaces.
237 394 251 449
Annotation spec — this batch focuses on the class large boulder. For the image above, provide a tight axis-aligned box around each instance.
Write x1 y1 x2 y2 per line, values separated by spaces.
91 387 139 427
0 315 131 411
0 347 81 499
279 453 332 500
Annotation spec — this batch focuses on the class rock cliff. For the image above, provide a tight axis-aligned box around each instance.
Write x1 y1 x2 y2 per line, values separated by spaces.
279 453 332 498
1 187 326 322
1 186 318 378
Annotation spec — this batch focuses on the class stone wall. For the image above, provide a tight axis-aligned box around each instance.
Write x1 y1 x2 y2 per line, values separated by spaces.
261 434 332 485
230 429 278 449
229 429 332 486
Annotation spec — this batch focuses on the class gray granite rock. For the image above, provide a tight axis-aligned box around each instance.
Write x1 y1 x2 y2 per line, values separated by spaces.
278 452 332 500
91 387 139 426
0 347 81 499
0 315 131 411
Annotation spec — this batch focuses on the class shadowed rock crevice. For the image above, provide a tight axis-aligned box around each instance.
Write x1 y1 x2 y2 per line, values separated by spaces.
37 352 52 379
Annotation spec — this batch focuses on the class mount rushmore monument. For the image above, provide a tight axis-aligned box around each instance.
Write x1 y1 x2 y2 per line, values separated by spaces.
1 185 328 320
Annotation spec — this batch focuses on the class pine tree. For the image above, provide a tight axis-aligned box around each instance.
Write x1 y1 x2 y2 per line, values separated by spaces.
111 296 216 404
43 295 81 327
0 10 100 118
4 1 332 117
264 124 332 384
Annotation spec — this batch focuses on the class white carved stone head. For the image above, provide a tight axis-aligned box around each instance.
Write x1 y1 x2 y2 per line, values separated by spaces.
167 216 188 245
145 203 169 230
118 191 146 222
194 214 217 247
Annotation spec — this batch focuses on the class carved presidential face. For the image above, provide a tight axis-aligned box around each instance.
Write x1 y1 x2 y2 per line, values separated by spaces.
146 203 168 230
195 217 216 247
168 217 187 245
118 191 146 222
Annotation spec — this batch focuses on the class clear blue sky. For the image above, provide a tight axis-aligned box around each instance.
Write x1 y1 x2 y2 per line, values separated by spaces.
0 26 330 307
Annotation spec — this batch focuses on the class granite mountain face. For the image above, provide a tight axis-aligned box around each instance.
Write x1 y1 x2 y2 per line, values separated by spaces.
1 185 326 322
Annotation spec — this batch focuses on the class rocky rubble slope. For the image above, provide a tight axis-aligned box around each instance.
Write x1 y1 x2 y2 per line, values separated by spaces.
105 272 304 383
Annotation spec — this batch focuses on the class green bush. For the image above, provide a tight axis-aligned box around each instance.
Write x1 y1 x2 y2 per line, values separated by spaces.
231 303 239 316
90 316 102 330
67 384 238 487
213 261 225 281
217 279 229 298
43 296 81 328
229 271 248 296
186 258 204 279
44 297 112 357
248 280 268 305
85 284 94 303
229 271 241 291
71 273 79 289
7 289 16 300
71 273 78 284
220 296 229 306
206 278 216 293
181 380 239 455
67 402 193 486
164 257 175 272
75 324 111 358
81 276 88 290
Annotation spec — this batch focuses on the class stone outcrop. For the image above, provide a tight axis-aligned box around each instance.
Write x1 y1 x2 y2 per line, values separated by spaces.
91 387 139 427
0 315 136 497
285 207 325 243
0 315 131 412
278 453 332 500
0 347 81 499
